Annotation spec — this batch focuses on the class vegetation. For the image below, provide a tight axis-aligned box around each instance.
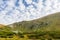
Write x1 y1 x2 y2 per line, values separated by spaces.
0 12 60 40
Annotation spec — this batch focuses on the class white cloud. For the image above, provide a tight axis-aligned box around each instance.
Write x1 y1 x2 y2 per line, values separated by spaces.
0 0 60 25
25 0 32 4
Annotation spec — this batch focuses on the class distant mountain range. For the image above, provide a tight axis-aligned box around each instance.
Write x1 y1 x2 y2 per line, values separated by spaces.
0 12 60 33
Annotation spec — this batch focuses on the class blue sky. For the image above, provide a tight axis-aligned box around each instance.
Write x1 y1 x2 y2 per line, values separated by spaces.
0 0 60 25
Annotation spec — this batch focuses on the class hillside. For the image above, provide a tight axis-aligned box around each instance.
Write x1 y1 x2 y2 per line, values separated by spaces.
0 12 60 39
0 24 5 28
7 12 60 33
0 24 12 32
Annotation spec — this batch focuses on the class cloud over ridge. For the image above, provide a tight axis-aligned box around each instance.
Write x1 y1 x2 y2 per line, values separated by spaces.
0 0 60 25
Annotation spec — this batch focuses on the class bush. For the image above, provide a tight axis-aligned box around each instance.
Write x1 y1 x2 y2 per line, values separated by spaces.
0 31 15 38
18 32 24 38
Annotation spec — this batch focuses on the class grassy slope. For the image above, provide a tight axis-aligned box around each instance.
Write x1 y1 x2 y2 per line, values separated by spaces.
0 24 6 28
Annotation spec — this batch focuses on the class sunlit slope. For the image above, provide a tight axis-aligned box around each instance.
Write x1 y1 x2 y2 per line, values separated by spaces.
0 24 12 32
0 24 5 28
8 12 60 32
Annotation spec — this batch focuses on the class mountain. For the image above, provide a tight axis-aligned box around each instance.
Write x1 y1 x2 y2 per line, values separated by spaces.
7 12 60 33
0 12 60 39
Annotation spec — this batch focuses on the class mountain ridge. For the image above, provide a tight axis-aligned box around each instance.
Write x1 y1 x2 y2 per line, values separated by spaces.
6 12 60 33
